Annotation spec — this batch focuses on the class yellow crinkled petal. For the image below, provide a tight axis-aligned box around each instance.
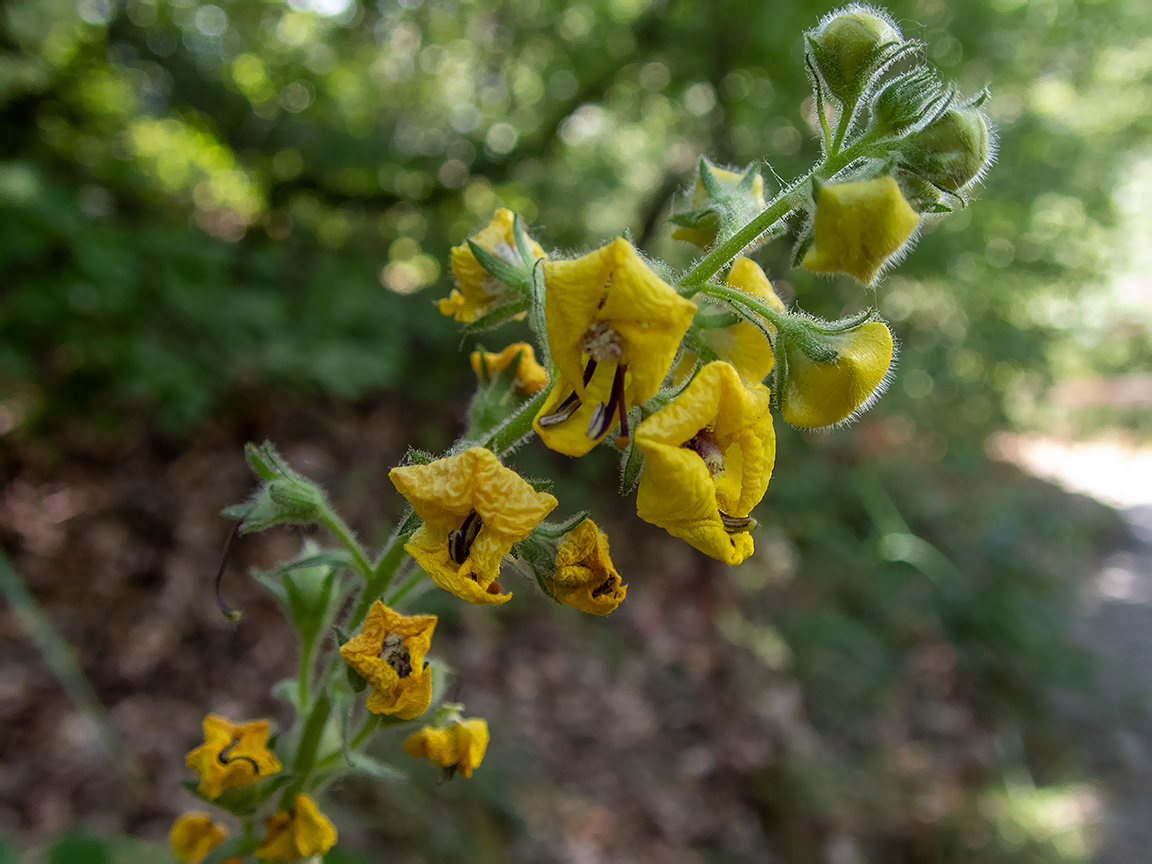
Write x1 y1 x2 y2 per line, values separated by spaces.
470 342 549 394
403 718 490 779
802 177 920 285
636 362 774 565
185 715 282 800
781 320 894 428
699 257 784 385
440 209 546 322
255 795 337 861
169 813 228 864
339 600 436 718
550 519 627 615
390 448 558 604
543 238 696 405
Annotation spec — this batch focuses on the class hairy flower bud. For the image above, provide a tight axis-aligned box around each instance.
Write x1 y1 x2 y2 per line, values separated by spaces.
904 105 993 192
809 6 903 100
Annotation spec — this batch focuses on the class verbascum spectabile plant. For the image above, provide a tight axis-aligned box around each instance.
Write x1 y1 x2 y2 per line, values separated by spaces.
175 6 994 859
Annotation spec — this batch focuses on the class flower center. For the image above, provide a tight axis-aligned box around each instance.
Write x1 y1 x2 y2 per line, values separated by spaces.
448 510 482 565
381 633 413 678
591 574 619 598
684 428 725 477
579 321 624 363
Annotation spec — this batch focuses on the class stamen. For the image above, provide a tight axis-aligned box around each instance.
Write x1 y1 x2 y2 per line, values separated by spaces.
448 510 483 564
587 363 627 440
217 739 262 774
591 575 618 597
615 364 631 449
719 512 754 533
684 429 725 477
537 359 598 427
381 633 413 678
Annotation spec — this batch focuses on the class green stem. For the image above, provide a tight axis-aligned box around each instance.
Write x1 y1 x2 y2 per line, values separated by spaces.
320 511 372 581
349 526 416 630
699 283 790 329
298 635 314 709
482 382 554 456
386 566 426 607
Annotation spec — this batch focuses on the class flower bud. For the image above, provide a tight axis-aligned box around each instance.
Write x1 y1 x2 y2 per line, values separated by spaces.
903 106 993 192
670 159 766 249
801 177 920 285
810 6 903 100
777 319 894 428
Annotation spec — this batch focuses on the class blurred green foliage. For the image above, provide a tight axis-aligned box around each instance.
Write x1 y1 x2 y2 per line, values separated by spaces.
1 0 1150 434
0 0 1146 861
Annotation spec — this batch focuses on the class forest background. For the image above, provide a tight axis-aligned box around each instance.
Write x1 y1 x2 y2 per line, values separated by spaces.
1 0 1150 860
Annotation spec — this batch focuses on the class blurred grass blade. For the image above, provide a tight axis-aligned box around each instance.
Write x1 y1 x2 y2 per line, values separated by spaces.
0 548 137 778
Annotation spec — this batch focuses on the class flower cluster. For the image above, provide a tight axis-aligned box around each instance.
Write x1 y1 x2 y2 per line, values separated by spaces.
173 7 992 861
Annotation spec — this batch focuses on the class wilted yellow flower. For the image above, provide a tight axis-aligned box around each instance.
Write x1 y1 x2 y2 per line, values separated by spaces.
533 239 696 456
185 715 282 800
780 320 894 428
696 257 785 386
470 342 549 394
802 177 919 284
549 519 627 615
390 447 558 604
403 717 490 779
671 162 766 248
437 209 545 322
636 361 774 565
255 794 337 861
339 600 436 718
169 813 229 864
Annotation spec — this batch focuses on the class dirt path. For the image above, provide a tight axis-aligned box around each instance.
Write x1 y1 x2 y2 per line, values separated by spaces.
997 437 1152 863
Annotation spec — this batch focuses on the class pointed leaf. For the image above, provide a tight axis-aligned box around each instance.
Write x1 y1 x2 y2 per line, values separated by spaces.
460 298 531 335
466 238 530 290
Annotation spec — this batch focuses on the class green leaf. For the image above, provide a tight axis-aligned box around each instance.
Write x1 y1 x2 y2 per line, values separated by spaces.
697 157 724 197
511 212 539 268
466 238 530 290
49 831 109 864
404 447 436 465
346 750 407 782
460 297 531 335
525 476 555 494
534 511 590 538
618 437 646 496
292 693 332 778
271 678 301 709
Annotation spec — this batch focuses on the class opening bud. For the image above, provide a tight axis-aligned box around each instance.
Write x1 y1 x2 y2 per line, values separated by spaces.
776 317 895 428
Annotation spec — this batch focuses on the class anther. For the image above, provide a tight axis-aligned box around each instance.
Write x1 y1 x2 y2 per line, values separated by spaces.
591 575 618 598
217 739 262 774
537 359 599 427
586 363 628 440
448 510 482 565
719 512 754 533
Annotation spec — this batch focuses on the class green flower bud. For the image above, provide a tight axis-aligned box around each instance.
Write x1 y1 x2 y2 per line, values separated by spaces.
810 5 903 100
904 106 993 192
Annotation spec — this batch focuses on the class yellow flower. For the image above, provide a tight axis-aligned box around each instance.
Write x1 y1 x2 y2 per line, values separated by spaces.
697 257 785 386
779 320 894 428
548 519 627 615
169 812 229 864
403 717 490 779
255 795 337 861
437 209 545 322
635 361 774 565
801 177 920 285
185 715 282 800
390 447 558 605
339 600 436 718
671 162 766 248
533 239 697 456
470 342 549 394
